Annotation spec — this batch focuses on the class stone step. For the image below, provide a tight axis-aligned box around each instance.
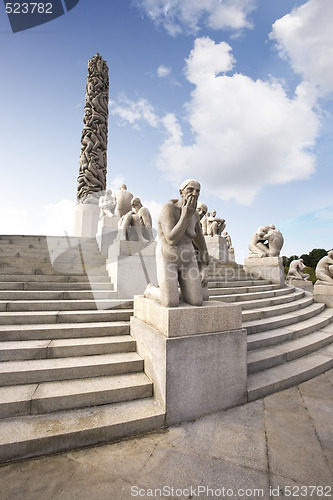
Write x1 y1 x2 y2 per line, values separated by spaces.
0 290 117 300
0 274 100 282
238 289 305 311
243 302 325 334
0 335 136 361
0 352 143 386
241 293 313 322
207 284 280 295
0 308 133 325
247 344 333 401
247 327 333 374
0 266 109 276
208 279 271 288
209 286 294 303
0 281 113 291
247 309 333 350
0 372 153 418
0 321 130 341
0 298 132 312
0 397 165 463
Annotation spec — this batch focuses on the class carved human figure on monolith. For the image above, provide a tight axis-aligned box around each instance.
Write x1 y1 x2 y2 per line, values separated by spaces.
99 189 115 219
144 179 209 307
76 54 109 204
117 197 154 242
287 259 310 281
114 185 134 217
315 251 333 284
206 210 226 236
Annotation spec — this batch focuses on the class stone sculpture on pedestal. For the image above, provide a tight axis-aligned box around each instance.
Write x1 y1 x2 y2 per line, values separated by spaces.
313 251 333 307
206 210 226 236
248 224 284 258
287 259 310 281
315 251 333 284
144 179 209 307
99 189 115 219
114 185 134 217
117 197 154 242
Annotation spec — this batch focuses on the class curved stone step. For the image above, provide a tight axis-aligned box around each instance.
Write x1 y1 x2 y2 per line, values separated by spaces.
248 327 333 374
242 293 313 322
0 321 130 341
0 308 133 325
0 335 136 361
0 352 143 386
247 309 333 350
208 279 271 288
247 344 333 401
243 302 325 334
207 284 280 295
210 286 295 303
23 281 113 291
0 372 153 418
0 397 165 463
0 274 104 282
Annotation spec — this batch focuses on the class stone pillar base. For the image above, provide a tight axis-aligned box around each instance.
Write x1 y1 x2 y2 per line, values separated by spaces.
244 256 285 286
205 235 229 262
74 203 100 238
131 296 247 425
313 283 333 307
286 277 313 292
96 216 120 255
106 240 157 298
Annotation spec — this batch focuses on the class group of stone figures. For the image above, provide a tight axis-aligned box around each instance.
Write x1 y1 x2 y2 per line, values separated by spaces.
99 185 154 242
197 203 234 253
286 253 333 285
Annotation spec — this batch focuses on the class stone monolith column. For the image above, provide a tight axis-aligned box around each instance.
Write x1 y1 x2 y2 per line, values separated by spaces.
74 53 109 237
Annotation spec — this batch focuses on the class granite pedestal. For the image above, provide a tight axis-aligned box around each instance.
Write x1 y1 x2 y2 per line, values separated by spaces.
74 203 100 238
106 241 157 298
313 283 333 307
205 235 229 262
286 277 314 292
96 216 120 255
131 296 247 425
244 256 285 286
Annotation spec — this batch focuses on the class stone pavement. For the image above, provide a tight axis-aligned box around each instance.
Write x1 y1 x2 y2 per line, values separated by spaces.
0 371 332 500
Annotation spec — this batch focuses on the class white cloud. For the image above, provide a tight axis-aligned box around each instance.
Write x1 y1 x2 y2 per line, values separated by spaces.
0 200 75 236
157 37 320 204
109 95 159 128
133 0 256 36
157 65 171 78
270 0 333 97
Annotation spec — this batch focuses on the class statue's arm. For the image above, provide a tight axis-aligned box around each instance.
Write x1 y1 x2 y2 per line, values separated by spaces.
160 203 189 246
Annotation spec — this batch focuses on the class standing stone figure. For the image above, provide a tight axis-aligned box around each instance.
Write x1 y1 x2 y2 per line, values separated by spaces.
144 179 209 307
99 189 115 219
287 259 310 281
76 54 109 204
114 185 134 217
117 197 154 242
315 251 333 284
206 210 226 236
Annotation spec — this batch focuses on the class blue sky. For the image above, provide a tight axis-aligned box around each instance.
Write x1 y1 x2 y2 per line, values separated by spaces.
0 0 332 263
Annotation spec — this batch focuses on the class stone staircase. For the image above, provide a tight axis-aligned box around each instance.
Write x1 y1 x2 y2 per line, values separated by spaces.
0 236 164 463
207 261 333 401
1 237 333 463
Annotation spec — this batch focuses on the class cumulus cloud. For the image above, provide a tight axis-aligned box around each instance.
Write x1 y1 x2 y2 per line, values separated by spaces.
133 0 256 36
109 94 159 128
270 0 333 97
157 65 172 78
157 37 320 204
